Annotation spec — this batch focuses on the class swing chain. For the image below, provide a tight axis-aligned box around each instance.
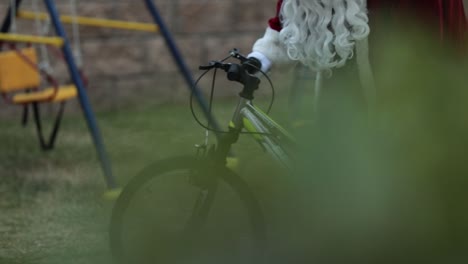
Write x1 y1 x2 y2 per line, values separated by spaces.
69 0 82 68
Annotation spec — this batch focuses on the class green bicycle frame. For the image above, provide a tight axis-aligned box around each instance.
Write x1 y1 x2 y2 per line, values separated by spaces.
203 56 295 171
225 97 295 171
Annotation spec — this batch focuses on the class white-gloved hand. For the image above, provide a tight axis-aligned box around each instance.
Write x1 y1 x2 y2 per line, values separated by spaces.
246 51 272 74
247 27 291 74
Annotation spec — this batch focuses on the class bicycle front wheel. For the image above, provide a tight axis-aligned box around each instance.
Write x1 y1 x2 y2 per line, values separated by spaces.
109 156 266 264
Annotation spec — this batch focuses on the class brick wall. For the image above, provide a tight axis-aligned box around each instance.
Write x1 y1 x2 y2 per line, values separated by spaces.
0 0 282 116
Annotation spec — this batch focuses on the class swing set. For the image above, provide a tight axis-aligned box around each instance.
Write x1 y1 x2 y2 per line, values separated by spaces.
0 0 82 151
1 0 223 196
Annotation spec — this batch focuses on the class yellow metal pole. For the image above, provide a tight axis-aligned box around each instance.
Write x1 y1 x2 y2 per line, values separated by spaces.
18 10 159 33
0 32 64 47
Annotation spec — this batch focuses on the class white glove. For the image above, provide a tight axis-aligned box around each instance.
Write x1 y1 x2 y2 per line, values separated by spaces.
247 51 272 73
247 27 290 73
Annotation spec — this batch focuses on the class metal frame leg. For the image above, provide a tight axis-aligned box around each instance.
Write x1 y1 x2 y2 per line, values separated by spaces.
144 0 222 135
43 0 118 190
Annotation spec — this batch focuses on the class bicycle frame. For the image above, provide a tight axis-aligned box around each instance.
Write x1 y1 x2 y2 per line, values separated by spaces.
200 51 295 172
226 97 295 171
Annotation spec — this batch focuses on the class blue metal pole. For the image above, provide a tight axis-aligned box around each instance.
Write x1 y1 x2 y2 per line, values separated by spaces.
143 0 221 132
43 0 118 190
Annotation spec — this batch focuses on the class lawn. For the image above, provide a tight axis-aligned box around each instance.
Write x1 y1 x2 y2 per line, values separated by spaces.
0 92 302 263
2 64 468 263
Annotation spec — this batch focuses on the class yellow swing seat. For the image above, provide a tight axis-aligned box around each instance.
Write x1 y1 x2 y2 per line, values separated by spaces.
0 47 40 91
0 47 77 104
12 85 77 104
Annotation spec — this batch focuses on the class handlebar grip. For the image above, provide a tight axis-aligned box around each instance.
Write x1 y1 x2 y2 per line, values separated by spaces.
227 64 242 82
199 65 213 70
243 57 262 74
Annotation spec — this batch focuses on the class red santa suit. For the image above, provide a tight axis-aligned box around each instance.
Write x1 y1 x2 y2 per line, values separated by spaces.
248 0 466 119
249 0 467 72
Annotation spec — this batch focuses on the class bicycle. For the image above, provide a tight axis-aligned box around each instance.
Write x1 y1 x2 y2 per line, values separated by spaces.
109 49 296 264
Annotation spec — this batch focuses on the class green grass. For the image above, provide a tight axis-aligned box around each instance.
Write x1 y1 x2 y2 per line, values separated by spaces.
0 94 299 263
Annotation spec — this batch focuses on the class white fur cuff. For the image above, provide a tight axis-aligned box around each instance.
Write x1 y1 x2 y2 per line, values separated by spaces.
251 27 290 65
247 51 272 73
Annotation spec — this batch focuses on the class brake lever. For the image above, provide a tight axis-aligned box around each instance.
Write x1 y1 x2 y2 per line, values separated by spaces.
229 48 248 63
199 61 216 70
199 61 231 71
199 65 213 70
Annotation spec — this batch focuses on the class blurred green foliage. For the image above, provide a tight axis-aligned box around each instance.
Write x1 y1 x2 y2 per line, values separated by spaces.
291 22 468 264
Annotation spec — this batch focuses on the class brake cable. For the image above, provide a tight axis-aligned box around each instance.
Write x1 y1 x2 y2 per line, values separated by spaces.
189 54 276 136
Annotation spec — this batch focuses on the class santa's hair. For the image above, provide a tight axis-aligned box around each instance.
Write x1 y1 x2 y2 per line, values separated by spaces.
279 0 370 71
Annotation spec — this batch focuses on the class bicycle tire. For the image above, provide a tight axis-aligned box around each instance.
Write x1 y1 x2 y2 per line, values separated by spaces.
109 156 266 264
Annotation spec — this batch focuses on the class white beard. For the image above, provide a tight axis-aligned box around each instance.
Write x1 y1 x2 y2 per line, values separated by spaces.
279 0 370 71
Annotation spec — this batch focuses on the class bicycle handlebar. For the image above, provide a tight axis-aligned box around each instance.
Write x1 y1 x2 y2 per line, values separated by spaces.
199 61 242 80
198 49 261 90
198 48 272 102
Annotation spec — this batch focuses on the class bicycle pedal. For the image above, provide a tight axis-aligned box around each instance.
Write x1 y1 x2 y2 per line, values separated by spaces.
226 157 240 171
194 143 208 156
102 188 122 201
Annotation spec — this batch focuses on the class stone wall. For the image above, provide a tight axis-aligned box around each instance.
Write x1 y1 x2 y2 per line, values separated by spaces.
0 0 282 116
